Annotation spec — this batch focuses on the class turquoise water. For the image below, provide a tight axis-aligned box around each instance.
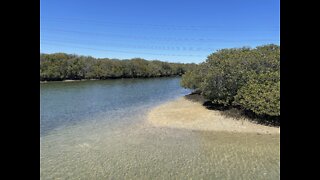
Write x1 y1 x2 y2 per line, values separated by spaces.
40 77 279 179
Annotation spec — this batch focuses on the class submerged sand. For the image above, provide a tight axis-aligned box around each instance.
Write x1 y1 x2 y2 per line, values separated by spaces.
147 97 280 134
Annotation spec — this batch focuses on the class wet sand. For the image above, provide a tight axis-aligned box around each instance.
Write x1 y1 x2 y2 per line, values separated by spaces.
147 97 280 134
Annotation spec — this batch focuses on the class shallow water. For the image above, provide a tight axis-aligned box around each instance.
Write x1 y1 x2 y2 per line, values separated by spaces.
40 77 188 136
40 77 280 179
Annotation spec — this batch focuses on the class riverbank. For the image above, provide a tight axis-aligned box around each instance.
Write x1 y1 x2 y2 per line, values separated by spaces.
40 79 99 83
147 96 280 134
40 75 183 83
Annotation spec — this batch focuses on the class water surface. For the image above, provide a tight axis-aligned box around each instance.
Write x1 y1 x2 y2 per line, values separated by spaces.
40 77 188 136
40 77 279 179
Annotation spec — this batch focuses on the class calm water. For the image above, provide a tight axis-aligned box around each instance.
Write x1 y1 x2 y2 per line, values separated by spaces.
40 77 280 179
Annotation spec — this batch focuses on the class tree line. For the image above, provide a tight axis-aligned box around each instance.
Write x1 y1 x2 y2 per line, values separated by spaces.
40 53 197 81
181 44 280 118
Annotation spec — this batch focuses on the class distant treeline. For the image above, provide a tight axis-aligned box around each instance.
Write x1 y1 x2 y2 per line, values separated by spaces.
181 44 280 118
40 53 197 81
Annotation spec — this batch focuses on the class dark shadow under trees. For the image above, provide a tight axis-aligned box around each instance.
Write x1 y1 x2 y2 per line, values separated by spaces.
185 93 280 127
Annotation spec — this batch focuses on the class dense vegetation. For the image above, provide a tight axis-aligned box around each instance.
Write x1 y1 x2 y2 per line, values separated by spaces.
181 44 280 118
40 53 196 81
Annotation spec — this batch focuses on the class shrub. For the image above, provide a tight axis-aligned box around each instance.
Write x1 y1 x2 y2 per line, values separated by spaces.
181 44 280 117
234 72 280 116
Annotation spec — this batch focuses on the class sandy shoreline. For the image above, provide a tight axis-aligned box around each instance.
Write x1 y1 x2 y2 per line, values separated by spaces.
147 97 280 134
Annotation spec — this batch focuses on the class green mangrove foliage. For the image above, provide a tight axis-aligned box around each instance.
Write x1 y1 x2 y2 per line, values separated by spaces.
181 44 280 117
40 53 196 81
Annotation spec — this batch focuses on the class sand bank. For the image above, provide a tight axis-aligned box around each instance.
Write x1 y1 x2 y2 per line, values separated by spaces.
147 97 280 134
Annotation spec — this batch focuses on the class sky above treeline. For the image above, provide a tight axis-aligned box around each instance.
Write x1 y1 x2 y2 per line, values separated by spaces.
40 0 280 63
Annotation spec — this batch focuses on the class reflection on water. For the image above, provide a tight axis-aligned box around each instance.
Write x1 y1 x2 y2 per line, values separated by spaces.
40 78 279 179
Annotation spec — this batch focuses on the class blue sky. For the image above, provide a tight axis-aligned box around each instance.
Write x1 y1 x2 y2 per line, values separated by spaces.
40 0 280 63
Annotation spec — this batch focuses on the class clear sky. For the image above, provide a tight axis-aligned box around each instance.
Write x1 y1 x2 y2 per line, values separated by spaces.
40 0 280 63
